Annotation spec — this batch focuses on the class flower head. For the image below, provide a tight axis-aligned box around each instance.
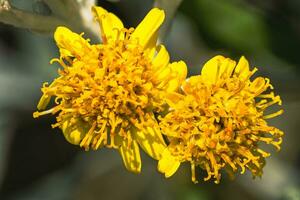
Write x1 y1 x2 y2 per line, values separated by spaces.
33 6 187 173
158 56 284 183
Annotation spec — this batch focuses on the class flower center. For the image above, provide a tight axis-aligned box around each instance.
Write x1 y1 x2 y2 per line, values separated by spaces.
160 74 283 183
34 28 162 150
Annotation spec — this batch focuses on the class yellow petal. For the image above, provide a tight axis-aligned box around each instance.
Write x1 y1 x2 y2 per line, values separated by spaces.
249 77 267 96
119 140 141 173
172 61 188 80
234 56 250 80
144 31 158 58
135 126 166 160
61 119 89 145
54 26 90 58
92 6 124 42
131 8 165 48
201 55 225 83
166 61 188 92
158 149 180 178
154 61 187 91
165 79 180 93
164 92 184 108
152 45 170 71
37 94 51 110
154 66 171 84
37 81 58 110
219 58 236 78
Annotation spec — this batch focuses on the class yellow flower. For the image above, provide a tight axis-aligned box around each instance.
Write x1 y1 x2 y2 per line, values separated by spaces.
33 6 187 173
158 55 284 183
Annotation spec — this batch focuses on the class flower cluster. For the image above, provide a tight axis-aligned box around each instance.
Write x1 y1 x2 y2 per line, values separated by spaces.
33 6 283 183
158 56 283 183
33 6 187 173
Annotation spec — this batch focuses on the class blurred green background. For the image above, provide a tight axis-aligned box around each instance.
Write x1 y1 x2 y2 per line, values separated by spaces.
0 0 300 199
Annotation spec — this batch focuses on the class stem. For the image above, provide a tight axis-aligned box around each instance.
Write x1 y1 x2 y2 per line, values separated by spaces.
0 0 98 39
154 0 184 42
0 1 65 33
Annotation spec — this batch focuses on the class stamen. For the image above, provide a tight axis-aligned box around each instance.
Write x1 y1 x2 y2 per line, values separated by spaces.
33 106 60 118
263 109 284 119
80 122 97 150
191 163 198 183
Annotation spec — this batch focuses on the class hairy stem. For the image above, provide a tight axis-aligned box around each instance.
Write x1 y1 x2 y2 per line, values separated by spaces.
0 0 98 39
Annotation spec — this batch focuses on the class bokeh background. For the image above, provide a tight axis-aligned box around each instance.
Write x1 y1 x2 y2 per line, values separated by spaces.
0 0 300 199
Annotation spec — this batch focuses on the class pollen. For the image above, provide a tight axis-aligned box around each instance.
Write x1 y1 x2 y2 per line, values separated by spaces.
157 55 284 183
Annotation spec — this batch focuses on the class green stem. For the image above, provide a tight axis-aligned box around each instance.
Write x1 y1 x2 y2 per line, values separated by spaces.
154 0 184 42
0 0 98 40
